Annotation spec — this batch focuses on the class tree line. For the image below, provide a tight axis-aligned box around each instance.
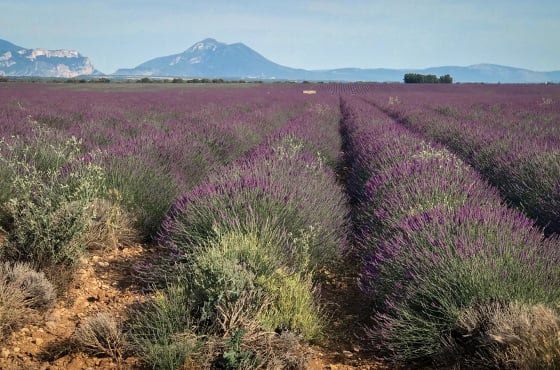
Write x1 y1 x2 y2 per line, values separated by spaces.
404 73 453 83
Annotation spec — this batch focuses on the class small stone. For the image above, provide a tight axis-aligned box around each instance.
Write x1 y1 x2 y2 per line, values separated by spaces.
352 344 361 352
1 349 9 358
342 350 353 358
45 321 57 330
96 261 109 268
12 347 20 353
33 337 44 346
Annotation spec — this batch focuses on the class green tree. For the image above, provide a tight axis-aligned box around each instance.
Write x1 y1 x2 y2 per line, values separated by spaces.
439 74 453 83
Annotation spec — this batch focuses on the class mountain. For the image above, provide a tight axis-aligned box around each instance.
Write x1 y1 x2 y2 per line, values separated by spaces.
113 39 560 83
0 39 100 78
114 38 307 79
2 37 558 83
420 64 559 84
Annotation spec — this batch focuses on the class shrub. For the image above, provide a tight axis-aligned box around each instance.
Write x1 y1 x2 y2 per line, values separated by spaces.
361 205 560 363
161 143 347 273
131 224 324 368
101 154 178 240
448 301 560 369
186 228 272 331
73 313 128 360
83 190 139 250
359 153 502 240
0 262 56 340
126 284 198 370
184 225 323 337
0 269 26 339
1 162 106 267
4 262 57 309
257 269 324 343
190 225 325 339
0 133 106 268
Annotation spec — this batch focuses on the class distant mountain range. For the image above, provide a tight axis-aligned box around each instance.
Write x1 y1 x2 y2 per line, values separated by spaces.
1 37 559 83
0 39 99 78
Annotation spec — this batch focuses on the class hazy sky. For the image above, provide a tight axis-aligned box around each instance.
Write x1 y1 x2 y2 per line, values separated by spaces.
1 0 559 74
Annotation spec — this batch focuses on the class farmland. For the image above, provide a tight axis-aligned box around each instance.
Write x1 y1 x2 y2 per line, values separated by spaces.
0 81 559 369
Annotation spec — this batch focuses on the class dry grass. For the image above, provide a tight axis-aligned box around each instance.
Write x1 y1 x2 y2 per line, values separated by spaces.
0 270 28 340
0 262 55 341
72 312 128 360
215 289 268 335
448 301 560 369
6 262 57 309
84 192 139 251
0 228 6 248
192 328 311 369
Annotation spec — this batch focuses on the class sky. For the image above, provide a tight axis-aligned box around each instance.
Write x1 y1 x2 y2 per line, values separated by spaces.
1 0 559 74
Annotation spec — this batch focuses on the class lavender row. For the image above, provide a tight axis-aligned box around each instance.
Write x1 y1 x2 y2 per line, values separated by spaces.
365 85 560 234
340 95 560 368
155 98 347 279
128 99 349 367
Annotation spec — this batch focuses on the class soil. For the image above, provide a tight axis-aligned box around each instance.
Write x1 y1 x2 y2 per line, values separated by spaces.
0 244 389 370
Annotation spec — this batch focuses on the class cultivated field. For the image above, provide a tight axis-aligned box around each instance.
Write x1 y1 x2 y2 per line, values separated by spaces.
0 82 559 369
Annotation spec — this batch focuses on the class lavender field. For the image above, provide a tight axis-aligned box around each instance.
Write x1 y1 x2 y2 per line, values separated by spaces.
0 81 559 369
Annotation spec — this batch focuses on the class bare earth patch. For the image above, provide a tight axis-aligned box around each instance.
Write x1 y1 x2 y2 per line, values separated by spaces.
0 243 149 369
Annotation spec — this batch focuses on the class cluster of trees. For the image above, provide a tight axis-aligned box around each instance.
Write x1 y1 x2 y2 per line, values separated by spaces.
404 73 453 84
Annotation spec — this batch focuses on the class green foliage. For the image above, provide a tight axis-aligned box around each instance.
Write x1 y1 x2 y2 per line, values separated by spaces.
190 226 324 341
215 328 259 369
188 230 268 329
130 223 325 368
439 74 453 83
258 269 324 343
101 155 178 239
126 284 198 370
404 73 452 83
0 133 106 268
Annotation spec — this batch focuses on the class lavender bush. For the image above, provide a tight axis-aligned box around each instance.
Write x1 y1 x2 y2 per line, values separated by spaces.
360 154 502 238
361 205 560 365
